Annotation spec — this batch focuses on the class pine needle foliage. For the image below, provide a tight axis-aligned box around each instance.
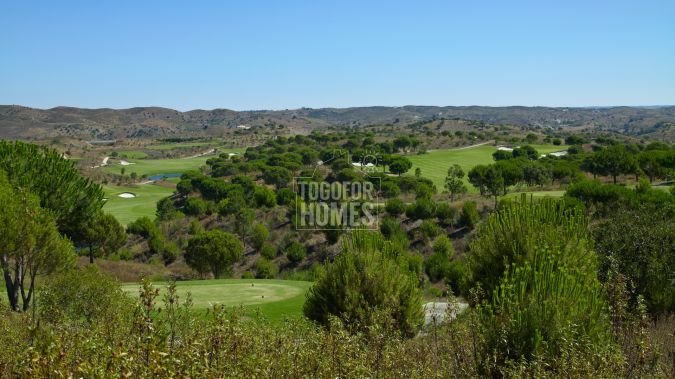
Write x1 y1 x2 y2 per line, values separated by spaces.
304 231 423 337
467 195 591 294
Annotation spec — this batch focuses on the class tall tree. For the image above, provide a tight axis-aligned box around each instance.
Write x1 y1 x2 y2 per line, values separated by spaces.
0 141 104 240
589 145 638 184
0 173 74 311
185 230 243 278
388 157 413 176
469 164 504 207
444 164 467 201
83 212 127 264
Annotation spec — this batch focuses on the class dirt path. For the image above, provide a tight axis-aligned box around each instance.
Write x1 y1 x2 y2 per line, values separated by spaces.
426 140 494 153
183 148 215 159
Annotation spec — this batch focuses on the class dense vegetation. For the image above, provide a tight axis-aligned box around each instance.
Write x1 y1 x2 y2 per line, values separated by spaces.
0 134 674 377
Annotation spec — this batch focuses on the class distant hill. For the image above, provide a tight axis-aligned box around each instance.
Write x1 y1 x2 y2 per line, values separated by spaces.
1 104 674 140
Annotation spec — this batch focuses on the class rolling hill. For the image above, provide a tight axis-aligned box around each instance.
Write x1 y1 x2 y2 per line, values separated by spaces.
1 104 673 140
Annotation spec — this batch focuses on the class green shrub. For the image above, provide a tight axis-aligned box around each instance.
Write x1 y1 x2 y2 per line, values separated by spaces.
260 243 277 260
251 222 270 251
434 203 457 225
478 247 609 366
459 201 479 228
405 198 436 219
276 188 296 205
126 216 157 237
188 219 203 235
255 258 278 279
424 236 454 282
468 197 591 294
285 241 307 263
592 205 675 314
39 266 133 325
304 231 423 337
385 198 406 216
419 220 442 241
446 258 469 295
254 186 277 208
184 197 209 216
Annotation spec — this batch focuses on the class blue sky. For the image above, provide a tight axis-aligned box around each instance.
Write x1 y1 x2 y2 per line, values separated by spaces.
1 0 674 110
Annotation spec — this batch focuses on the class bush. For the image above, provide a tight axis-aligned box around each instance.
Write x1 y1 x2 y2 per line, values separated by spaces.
251 223 270 251
468 197 592 296
254 186 277 208
592 205 675 314
161 241 179 265
255 258 278 279
405 198 436 220
419 220 442 241
304 231 423 337
424 236 454 282
260 243 277 259
285 241 307 263
39 266 133 325
126 216 157 237
276 188 296 205
385 198 406 216
478 247 608 367
184 197 209 216
379 181 401 198
446 258 469 295
459 201 479 229
434 203 457 226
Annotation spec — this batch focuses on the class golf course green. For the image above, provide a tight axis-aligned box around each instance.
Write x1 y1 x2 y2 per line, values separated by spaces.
103 147 246 177
121 279 312 322
408 144 567 191
102 183 174 225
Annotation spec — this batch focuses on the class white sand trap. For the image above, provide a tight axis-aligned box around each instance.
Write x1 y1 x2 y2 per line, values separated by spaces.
118 192 136 198
120 160 136 166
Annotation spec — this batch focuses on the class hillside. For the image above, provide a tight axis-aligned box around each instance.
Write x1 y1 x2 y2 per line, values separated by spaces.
1 104 674 140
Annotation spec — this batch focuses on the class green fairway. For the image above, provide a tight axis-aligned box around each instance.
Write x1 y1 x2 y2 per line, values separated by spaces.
505 190 566 198
103 148 246 177
121 279 312 322
147 141 215 150
102 183 174 225
408 144 567 192
111 150 149 159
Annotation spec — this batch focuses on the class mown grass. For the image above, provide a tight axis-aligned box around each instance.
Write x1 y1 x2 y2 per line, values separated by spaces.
110 150 149 159
147 141 215 150
103 148 245 177
408 144 567 192
102 183 174 225
504 190 566 198
121 279 312 322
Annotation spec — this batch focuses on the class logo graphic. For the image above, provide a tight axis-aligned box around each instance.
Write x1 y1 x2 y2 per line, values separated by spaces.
293 150 381 230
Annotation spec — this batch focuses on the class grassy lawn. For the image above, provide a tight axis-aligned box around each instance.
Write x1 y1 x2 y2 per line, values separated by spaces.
103 148 246 177
505 190 566 198
121 279 312 322
104 156 210 177
102 183 174 225
148 141 215 150
111 150 149 159
408 144 568 192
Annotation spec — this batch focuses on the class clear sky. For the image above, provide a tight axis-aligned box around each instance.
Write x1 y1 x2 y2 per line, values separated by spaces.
1 0 674 110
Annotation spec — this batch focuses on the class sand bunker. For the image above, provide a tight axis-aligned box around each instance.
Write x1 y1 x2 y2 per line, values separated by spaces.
118 192 136 198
